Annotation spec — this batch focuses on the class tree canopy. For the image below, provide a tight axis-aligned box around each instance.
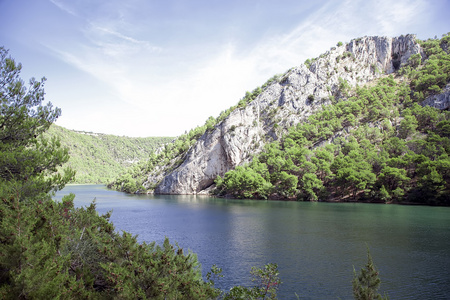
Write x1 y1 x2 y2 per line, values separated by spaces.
0 47 74 199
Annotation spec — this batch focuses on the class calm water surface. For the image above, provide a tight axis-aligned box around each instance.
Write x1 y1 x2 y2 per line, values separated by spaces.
55 185 450 299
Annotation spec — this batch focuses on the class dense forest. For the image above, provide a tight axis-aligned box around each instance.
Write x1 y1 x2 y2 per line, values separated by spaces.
111 34 450 205
0 43 391 300
214 35 450 205
45 125 172 184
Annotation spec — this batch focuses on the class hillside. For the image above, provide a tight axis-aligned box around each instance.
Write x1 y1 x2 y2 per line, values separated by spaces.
109 33 450 204
46 125 173 183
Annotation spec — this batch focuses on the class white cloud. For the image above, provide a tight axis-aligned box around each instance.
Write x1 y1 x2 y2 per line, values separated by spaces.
85 23 163 56
49 0 77 16
370 0 427 34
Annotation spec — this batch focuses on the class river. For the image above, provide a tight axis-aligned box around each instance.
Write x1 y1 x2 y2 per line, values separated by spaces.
55 185 450 299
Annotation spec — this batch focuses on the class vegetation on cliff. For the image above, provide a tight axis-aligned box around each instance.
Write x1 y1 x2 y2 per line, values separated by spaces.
213 34 450 205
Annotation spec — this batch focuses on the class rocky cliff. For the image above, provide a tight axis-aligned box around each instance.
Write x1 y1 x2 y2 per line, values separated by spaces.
422 83 450 110
147 35 423 194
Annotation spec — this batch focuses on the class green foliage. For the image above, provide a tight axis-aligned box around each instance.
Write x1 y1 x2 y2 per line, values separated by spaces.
332 150 376 199
214 34 450 204
215 165 272 199
0 189 222 299
262 74 281 89
408 33 450 100
0 47 74 199
223 263 281 300
0 188 278 299
371 63 381 74
398 115 418 139
238 87 263 108
408 53 422 68
338 77 351 97
337 41 343 47
352 249 388 300
45 125 172 184
342 51 353 59
100 234 219 299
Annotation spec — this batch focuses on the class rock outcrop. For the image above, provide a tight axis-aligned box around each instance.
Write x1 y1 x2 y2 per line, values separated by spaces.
149 35 422 194
422 84 450 110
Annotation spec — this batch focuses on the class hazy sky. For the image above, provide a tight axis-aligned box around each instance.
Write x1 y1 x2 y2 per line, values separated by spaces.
1 0 449 137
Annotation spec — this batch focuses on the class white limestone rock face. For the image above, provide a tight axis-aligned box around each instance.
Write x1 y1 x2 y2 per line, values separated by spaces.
150 35 422 194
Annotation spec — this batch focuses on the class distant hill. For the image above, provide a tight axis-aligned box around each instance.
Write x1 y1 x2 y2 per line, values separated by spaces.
45 125 173 184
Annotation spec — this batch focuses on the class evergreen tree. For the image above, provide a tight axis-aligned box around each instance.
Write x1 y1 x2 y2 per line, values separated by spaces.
0 47 74 200
352 249 388 300
223 263 281 300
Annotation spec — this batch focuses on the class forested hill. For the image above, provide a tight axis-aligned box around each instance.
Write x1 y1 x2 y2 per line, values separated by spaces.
110 34 450 205
46 125 173 184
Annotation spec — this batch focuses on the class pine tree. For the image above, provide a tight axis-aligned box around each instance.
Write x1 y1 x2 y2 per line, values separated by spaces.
352 249 388 300
0 47 75 200
223 263 281 300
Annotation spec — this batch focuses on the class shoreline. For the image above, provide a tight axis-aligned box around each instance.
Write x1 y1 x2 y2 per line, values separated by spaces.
68 184 449 207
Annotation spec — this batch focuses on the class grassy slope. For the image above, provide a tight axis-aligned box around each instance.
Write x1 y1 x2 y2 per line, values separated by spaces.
46 125 173 184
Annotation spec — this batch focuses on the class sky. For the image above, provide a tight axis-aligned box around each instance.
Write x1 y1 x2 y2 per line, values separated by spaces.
0 0 449 137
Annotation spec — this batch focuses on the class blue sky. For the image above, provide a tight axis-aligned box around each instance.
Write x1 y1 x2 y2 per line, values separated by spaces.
1 0 449 137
